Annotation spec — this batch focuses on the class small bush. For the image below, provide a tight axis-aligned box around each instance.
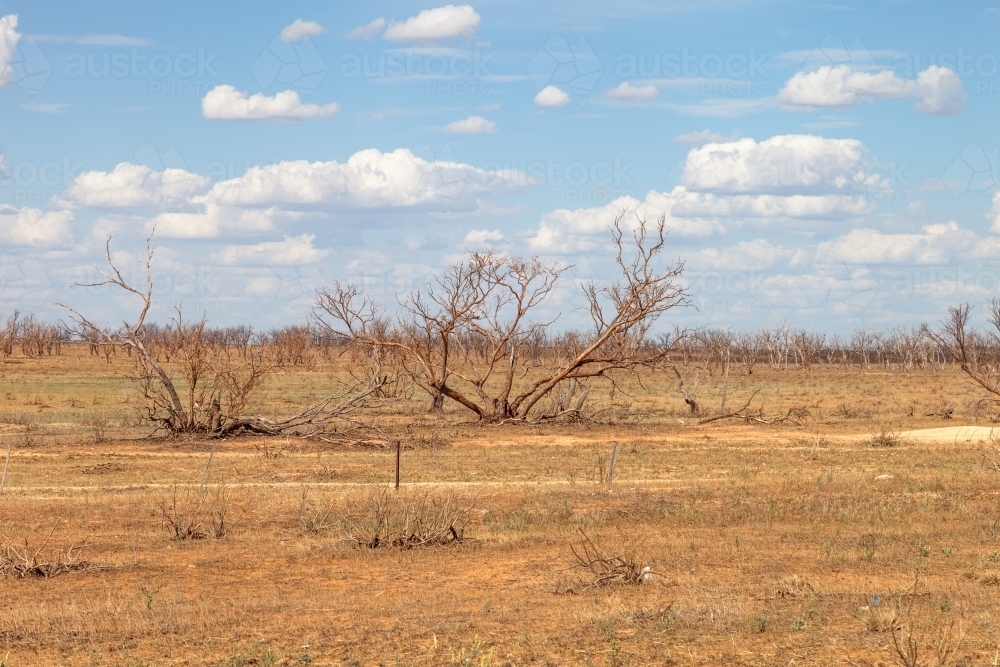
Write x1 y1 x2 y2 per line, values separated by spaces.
297 487 335 535
868 424 903 448
563 529 653 590
0 531 92 578
342 487 470 549
159 486 234 540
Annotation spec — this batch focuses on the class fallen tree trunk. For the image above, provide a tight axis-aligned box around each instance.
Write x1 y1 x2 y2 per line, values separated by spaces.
214 377 389 438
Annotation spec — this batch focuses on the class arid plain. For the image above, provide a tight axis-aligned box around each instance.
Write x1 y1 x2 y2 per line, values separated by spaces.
2 346 1000 666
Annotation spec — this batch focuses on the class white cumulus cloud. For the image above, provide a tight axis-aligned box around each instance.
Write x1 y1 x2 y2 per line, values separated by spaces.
816 221 971 264
152 206 275 239
58 162 212 210
201 149 526 208
0 206 73 247
347 17 386 40
465 229 504 244
670 191 872 219
214 234 328 266
528 190 724 254
527 134 899 255
912 66 967 115
603 81 659 103
444 115 496 134
280 19 325 42
534 85 570 107
779 64 966 116
202 85 340 122
680 134 883 195
149 148 532 238
383 5 480 42
0 14 20 87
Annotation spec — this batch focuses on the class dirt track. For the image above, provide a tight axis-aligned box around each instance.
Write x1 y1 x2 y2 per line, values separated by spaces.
900 425 999 442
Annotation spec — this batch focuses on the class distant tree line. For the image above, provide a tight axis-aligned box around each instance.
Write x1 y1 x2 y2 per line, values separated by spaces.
0 311 974 375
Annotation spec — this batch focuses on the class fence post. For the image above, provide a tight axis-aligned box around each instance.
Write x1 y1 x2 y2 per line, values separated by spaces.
395 441 401 490
605 442 619 486
0 439 12 495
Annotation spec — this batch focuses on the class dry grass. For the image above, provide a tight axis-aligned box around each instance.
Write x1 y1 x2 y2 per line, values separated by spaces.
3 346 1000 664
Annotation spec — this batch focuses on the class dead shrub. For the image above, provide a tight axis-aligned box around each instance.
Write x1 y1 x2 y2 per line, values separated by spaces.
0 531 93 578
297 487 335 535
159 486 234 540
562 529 653 591
342 487 470 549
868 423 903 448
84 414 111 443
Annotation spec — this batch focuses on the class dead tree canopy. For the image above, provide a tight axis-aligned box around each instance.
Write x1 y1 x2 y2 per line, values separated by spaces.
924 301 1000 399
313 212 689 423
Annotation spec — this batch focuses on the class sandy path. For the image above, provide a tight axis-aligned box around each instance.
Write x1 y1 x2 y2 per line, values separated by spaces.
900 426 999 443
0 477 731 497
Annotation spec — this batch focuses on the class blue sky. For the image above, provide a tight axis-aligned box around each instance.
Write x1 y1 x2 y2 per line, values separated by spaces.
1 0 999 332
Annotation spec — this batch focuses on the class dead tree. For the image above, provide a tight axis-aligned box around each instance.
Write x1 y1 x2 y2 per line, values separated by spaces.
61 233 387 436
60 234 195 432
733 331 761 376
792 330 824 371
670 364 701 414
314 213 689 423
924 302 1000 400
0 311 22 360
